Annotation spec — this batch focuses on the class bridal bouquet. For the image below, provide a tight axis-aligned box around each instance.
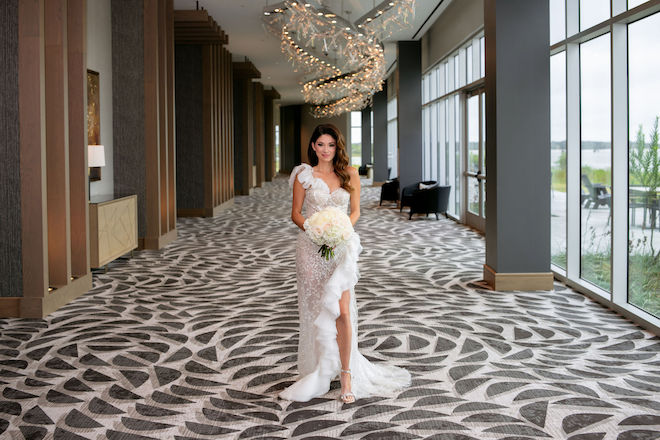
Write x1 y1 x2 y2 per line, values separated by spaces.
304 207 354 260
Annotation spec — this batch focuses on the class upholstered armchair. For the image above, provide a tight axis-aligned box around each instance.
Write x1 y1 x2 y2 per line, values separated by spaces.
408 185 451 220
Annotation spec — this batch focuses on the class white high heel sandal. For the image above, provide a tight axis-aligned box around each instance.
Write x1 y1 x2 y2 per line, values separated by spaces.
339 369 355 403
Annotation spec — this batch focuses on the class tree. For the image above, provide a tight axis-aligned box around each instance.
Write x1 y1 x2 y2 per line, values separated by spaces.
630 116 660 192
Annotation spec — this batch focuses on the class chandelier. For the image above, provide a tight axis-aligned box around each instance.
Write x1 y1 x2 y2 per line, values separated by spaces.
263 0 415 117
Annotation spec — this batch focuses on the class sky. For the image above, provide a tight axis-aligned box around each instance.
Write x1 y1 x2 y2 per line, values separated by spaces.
550 2 660 144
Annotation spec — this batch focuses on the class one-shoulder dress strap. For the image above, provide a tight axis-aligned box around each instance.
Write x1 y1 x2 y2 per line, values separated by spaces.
289 163 314 189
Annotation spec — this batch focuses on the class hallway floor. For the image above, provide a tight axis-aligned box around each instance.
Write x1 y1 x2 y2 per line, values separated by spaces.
1 176 659 440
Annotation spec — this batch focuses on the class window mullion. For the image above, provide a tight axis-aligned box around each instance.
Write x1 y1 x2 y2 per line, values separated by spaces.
611 22 628 305
566 42 581 281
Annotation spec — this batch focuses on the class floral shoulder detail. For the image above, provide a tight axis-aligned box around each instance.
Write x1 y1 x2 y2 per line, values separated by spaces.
289 163 314 189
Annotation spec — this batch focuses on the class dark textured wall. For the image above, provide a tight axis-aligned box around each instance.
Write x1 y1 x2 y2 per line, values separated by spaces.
397 41 423 190
233 78 246 193
485 0 550 273
112 0 146 236
372 87 388 181
0 0 21 298
279 105 301 173
361 107 372 166
174 45 203 209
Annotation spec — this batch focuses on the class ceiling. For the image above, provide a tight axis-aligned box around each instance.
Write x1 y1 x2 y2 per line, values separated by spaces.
172 0 450 105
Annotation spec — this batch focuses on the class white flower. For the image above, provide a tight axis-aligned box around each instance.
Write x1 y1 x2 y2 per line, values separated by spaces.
305 207 353 259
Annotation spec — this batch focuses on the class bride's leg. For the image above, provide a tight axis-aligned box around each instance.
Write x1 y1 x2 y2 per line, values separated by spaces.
336 289 354 401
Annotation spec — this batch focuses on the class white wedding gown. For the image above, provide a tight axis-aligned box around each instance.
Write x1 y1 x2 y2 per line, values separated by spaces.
279 163 411 402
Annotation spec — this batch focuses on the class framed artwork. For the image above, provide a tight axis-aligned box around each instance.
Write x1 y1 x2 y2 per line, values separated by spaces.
87 69 101 181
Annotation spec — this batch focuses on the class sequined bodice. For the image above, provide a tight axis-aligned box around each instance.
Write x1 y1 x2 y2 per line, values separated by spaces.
290 164 350 218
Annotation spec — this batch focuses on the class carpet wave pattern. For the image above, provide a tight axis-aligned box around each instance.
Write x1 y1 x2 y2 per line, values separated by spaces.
0 176 659 440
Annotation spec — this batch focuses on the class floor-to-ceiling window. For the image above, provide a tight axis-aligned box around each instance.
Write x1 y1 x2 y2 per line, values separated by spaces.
422 32 485 223
387 98 398 179
580 33 612 291
550 0 660 328
551 52 567 269
350 111 361 167
628 10 660 318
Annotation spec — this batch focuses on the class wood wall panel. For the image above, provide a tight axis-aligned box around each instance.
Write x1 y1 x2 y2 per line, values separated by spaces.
233 61 260 196
227 49 234 199
201 45 213 210
139 0 176 248
254 81 265 188
158 0 167 234
18 0 48 301
174 10 234 217
166 0 175 231
214 44 220 205
67 0 88 278
264 88 280 182
44 0 71 288
9 0 92 317
143 0 160 244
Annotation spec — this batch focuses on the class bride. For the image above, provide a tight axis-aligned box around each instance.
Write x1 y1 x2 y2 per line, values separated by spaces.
279 123 411 403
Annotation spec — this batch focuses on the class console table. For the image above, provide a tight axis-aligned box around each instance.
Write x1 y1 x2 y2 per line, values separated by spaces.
89 194 138 268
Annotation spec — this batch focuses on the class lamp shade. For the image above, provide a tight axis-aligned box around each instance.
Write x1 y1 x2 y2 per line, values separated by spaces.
88 145 106 167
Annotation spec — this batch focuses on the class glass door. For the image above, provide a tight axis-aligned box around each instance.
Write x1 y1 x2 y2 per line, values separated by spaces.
465 88 486 231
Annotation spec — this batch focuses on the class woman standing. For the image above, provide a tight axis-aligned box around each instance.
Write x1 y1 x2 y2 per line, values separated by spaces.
279 124 410 403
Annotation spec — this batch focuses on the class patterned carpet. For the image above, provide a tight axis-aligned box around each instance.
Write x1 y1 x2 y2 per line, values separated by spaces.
1 176 659 440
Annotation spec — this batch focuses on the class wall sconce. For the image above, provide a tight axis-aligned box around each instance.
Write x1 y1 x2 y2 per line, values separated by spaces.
88 144 106 182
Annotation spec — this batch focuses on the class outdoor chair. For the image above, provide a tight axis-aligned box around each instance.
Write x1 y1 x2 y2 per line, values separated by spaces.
408 185 451 220
379 178 400 206
630 191 660 228
581 174 611 209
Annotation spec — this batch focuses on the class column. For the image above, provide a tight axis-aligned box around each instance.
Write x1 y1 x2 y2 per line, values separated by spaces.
396 40 423 190
264 88 281 181
483 0 553 290
112 0 177 249
361 107 372 166
233 60 260 195
254 81 265 187
0 0 92 318
372 87 388 183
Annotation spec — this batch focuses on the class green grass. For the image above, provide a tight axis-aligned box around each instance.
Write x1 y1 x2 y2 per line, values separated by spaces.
580 252 611 292
552 250 660 318
629 253 660 318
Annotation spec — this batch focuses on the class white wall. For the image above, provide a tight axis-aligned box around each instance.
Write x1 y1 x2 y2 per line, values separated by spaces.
87 0 113 197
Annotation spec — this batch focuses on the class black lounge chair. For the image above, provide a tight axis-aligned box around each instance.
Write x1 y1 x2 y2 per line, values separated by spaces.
400 181 436 213
408 185 451 220
379 178 399 206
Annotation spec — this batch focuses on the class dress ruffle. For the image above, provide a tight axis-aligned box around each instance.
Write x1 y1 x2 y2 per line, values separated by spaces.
289 163 314 190
279 232 362 402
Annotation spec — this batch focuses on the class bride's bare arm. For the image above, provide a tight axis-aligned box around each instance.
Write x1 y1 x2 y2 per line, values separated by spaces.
291 177 306 230
348 167 360 226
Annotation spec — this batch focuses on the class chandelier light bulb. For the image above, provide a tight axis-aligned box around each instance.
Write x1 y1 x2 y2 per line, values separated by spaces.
264 0 415 117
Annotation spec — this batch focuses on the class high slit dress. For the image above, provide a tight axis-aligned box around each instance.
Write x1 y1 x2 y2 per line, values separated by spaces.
278 163 411 402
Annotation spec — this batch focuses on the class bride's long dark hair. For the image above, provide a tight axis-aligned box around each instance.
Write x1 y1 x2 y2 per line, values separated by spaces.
307 124 353 192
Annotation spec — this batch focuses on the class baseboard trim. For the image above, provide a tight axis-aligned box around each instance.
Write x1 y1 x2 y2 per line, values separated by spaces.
483 264 554 291
0 298 21 317
177 208 204 217
140 228 178 250
178 199 234 218
17 273 93 318
212 199 234 216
